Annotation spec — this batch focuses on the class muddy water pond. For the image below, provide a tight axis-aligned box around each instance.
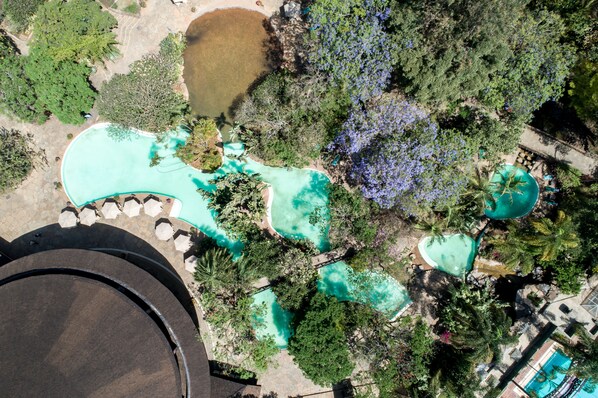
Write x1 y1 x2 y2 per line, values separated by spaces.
183 9 273 131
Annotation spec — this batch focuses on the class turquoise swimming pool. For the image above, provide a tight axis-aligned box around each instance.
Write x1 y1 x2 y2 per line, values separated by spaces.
61 124 330 254
250 288 293 349
317 261 411 319
525 350 596 398
485 164 539 220
418 234 476 278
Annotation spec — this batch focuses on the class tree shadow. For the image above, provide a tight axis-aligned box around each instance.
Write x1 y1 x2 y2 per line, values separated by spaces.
0 223 199 327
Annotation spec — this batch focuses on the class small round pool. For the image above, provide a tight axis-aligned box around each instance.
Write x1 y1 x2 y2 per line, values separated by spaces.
417 234 476 278
484 164 539 220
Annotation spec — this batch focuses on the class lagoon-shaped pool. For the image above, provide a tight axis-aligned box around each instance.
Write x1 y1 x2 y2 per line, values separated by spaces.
251 288 293 349
418 234 476 278
317 261 411 319
485 164 539 220
61 124 330 254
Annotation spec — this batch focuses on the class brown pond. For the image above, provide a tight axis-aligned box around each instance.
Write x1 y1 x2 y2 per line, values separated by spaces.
183 9 274 129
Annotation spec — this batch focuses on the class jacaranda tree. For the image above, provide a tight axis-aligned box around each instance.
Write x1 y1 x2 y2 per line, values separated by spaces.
333 96 469 215
308 0 395 102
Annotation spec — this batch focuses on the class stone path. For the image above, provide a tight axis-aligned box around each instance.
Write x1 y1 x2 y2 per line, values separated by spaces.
520 126 597 176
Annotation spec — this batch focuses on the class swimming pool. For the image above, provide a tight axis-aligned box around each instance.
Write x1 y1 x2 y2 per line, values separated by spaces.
61 124 330 254
317 261 411 319
250 288 293 349
417 234 476 278
485 164 539 220
525 349 597 398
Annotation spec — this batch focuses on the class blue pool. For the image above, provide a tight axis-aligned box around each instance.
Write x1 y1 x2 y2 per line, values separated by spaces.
417 234 476 278
61 124 331 254
525 350 597 398
317 261 411 319
251 289 293 349
485 164 539 220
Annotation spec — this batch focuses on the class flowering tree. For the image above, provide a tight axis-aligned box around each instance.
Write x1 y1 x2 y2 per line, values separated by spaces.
308 0 395 102
333 97 469 214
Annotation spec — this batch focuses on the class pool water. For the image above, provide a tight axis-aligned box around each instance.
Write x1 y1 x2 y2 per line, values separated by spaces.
251 288 293 349
317 261 411 319
485 164 539 220
183 9 273 130
417 234 476 278
61 124 330 254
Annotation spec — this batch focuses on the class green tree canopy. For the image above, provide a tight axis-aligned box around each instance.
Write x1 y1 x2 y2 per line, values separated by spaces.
3 0 45 32
32 0 118 63
484 10 576 118
235 72 349 167
569 59 598 123
176 118 221 172
562 324 598 381
388 0 526 104
199 173 266 240
24 49 95 125
288 293 354 386
524 210 580 262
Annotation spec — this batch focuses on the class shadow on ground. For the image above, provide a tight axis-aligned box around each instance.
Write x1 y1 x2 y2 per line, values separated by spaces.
0 223 198 327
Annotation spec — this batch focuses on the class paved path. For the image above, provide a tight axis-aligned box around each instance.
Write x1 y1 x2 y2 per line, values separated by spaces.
520 126 597 176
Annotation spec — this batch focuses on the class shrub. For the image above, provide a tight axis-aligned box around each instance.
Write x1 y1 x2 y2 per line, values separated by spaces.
98 33 189 134
0 127 44 193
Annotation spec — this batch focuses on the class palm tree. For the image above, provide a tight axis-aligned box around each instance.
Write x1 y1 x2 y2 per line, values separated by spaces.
490 223 536 275
524 211 580 262
193 248 236 292
463 166 496 214
491 169 528 204
441 284 516 364
560 324 598 381
415 214 446 244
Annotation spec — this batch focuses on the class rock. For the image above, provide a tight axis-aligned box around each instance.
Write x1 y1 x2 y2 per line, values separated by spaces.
283 2 301 19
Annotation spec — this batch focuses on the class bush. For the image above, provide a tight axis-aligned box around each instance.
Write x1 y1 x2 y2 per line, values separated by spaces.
176 119 222 171
0 127 44 193
98 33 188 134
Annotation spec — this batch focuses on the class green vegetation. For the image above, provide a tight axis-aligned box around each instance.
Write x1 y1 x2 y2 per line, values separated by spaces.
569 60 598 123
235 72 349 167
3 0 45 32
559 324 598 381
32 0 118 63
524 210 580 262
98 33 188 134
288 293 354 386
0 127 45 193
198 173 266 240
176 119 221 172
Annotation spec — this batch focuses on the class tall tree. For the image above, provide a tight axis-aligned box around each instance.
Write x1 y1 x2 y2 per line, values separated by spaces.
24 49 95 125
32 0 118 64
333 95 469 215
199 173 266 240
524 211 580 262
559 324 598 381
484 10 576 118
388 0 526 104
288 293 354 386
307 0 395 102
193 248 236 293
3 0 45 32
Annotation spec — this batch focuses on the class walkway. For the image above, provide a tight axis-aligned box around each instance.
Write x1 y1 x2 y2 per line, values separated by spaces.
520 126 597 176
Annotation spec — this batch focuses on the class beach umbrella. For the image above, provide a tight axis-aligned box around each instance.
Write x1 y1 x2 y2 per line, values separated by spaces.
123 197 142 217
184 255 198 273
58 208 78 228
155 220 174 241
101 200 121 219
174 232 192 252
144 197 163 217
79 207 98 226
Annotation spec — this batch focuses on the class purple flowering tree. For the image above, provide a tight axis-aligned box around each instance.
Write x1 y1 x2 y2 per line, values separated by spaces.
334 97 469 214
308 0 394 103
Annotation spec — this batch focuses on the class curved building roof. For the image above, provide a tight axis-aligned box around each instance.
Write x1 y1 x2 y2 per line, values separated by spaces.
0 249 211 398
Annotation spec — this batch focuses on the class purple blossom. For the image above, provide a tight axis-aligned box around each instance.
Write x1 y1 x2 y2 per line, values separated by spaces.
333 97 468 214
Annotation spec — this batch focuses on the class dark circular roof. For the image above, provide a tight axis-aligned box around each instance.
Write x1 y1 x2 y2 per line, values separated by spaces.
0 249 211 398
1 274 181 397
